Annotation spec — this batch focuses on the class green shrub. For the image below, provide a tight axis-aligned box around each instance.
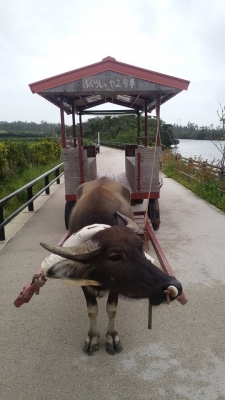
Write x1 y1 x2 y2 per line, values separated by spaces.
0 139 61 183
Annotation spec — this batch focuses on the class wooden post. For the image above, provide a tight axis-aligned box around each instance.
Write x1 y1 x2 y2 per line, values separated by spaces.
72 102 76 148
60 97 66 149
78 113 84 183
79 114 83 146
137 112 140 145
137 152 141 191
144 99 148 147
156 94 161 146
78 135 84 184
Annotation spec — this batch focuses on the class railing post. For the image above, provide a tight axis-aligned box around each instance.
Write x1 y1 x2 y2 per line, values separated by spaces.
56 168 60 184
27 187 34 211
0 206 6 241
45 176 50 195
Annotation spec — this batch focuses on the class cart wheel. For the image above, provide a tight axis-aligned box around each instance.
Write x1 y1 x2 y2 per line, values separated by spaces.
65 201 75 230
148 199 160 231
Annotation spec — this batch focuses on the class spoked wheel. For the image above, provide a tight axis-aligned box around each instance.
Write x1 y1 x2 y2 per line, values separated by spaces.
148 199 161 231
65 201 75 230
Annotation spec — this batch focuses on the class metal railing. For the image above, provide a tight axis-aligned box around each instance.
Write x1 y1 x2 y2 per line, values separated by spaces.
0 163 64 241
162 153 225 195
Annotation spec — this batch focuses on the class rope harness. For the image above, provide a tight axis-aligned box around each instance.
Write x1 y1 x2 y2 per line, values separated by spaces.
33 272 47 295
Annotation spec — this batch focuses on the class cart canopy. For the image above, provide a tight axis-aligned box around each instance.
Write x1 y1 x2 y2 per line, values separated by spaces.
29 56 190 115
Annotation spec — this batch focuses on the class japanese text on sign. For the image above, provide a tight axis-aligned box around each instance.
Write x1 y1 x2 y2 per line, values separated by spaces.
82 76 137 91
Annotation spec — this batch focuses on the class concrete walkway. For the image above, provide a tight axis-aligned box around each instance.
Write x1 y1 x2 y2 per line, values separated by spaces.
1 146 225 400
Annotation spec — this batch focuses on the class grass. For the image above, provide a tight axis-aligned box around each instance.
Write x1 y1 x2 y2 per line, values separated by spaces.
161 153 225 212
0 161 63 219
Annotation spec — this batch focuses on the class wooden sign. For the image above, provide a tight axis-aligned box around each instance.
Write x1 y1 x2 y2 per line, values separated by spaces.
82 75 137 91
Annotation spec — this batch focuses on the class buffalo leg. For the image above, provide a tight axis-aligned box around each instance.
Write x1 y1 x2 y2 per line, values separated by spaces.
105 291 123 355
82 286 100 355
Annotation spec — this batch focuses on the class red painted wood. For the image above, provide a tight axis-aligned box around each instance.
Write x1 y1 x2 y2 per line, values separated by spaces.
79 114 83 140
78 135 84 184
60 97 66 148
72 103 76 148
156 94 161 146
65 194 77 201
137 152 141 191
137 112 140 145
144 99 148 147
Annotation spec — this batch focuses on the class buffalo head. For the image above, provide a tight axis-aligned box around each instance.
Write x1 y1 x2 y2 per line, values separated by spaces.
40 224 182 306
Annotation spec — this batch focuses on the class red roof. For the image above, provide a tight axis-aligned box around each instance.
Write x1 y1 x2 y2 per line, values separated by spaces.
29 56 190 114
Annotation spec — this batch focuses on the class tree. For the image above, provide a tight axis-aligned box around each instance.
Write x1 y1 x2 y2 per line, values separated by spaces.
160 123 177 147
216 103 225 139
211 103 225 179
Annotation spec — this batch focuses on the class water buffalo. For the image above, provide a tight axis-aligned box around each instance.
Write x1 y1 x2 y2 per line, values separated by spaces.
41 177 182 355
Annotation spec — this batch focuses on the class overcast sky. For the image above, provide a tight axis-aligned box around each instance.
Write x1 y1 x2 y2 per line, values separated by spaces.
1 0 225 128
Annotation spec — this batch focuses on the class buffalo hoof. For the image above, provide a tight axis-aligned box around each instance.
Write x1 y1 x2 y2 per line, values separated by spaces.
83 336 99 356
105 335 123 355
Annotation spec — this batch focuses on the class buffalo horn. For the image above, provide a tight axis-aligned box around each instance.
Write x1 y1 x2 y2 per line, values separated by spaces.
164 285 179 298
40 240 101 260
116 212 139 233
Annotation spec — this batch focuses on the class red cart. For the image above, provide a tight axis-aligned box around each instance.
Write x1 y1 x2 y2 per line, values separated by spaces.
16 56 189 307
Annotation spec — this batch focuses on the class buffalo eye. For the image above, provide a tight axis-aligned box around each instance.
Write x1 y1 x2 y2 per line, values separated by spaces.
108 254 122 262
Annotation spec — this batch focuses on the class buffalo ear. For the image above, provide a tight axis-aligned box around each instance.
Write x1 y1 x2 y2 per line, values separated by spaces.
40 240 101 260
116 212 139 233
115 213 127 226
43 258 101 286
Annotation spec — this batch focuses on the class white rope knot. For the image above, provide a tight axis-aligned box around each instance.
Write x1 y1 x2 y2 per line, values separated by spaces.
33 272 47 295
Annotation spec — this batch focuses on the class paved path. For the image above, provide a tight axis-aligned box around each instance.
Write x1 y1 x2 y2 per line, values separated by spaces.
1 146 225 400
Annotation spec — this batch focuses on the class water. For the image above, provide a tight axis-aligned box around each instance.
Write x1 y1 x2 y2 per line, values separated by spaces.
173 139 225 164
